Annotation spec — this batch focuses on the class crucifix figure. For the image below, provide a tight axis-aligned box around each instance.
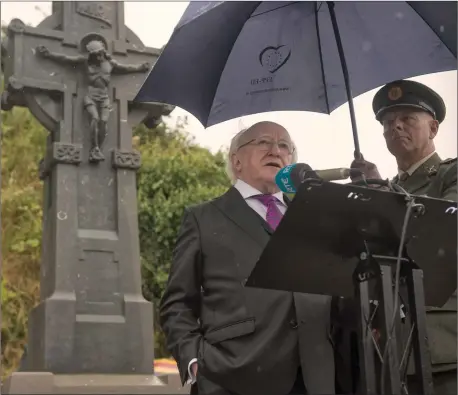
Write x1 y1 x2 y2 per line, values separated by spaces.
36 39 150 162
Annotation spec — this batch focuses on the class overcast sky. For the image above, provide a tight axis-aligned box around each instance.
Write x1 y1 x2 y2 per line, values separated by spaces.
1 1 456 178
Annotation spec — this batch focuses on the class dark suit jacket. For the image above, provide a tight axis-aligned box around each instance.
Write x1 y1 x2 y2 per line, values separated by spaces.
159 187 335 395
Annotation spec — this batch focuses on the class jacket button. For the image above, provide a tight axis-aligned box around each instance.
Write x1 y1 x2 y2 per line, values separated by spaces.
289 319 298 329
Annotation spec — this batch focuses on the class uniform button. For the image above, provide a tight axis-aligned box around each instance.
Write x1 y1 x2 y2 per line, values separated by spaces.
289 319 298 329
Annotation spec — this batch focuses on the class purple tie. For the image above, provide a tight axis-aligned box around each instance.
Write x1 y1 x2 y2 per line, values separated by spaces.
252 194 283 230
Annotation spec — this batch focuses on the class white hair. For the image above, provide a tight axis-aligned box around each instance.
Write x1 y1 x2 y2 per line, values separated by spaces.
225 123 298 184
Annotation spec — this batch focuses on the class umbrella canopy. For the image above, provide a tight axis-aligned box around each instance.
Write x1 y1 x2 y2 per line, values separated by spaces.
135 1 456 130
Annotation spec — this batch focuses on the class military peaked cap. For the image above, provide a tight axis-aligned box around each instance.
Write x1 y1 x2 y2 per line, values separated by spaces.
373 79 446 124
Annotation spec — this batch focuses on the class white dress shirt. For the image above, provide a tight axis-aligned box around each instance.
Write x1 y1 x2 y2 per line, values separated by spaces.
233 178 287 218
186 179 287 384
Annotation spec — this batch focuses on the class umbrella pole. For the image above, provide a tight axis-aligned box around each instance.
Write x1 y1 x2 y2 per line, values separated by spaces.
327 1 361 160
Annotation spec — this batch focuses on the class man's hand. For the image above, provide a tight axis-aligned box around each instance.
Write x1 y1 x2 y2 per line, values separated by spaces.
36 45 50 58
372 329 381 342
350 154 382 182
141 62 150 71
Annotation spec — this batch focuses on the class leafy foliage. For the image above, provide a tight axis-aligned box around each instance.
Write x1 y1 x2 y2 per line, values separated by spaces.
1 106 230 376
1 106 47 377
136 119 230 355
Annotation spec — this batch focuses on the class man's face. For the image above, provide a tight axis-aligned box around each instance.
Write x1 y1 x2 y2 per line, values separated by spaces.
231 122 294 190
95 51 105 63
89 50 104 64
381 107 438 158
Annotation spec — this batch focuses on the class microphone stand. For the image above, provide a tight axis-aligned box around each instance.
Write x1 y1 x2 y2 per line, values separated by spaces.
300 175 434 394
345 177 433 395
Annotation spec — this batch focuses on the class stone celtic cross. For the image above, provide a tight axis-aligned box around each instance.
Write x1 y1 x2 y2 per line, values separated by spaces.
34 39 151 163
2 1 172 375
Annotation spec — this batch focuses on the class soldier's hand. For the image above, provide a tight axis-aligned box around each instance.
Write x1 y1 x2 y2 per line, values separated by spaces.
350 154 381 181
36 46 50 57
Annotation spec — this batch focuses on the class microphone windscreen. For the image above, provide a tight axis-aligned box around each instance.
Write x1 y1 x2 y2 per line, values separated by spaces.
275 164 298 193
275 163 313 193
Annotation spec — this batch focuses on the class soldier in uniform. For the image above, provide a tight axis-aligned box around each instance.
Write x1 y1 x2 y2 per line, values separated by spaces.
349 79 457 394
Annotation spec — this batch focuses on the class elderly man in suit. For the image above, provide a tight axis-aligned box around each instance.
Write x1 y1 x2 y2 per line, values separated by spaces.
159 121 336 395
347 79 457 394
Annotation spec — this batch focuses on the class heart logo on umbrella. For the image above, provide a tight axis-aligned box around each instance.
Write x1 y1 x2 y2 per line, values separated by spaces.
259 45 291 74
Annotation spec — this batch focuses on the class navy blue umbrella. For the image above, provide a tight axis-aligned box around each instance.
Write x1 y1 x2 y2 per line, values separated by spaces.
135 1 456 157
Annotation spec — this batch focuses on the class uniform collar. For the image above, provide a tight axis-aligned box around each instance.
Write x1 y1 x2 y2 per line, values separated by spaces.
398 151 437 177
234 179 286 206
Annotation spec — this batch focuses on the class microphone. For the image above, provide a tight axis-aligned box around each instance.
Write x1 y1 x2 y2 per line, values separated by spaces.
275 163 356 194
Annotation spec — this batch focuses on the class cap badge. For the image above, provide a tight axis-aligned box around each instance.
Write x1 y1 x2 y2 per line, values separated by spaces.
388 86 403 101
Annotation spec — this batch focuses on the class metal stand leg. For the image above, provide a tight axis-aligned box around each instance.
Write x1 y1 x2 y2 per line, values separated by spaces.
378 262 402 395
354 255 434 395
356 280 377 395
406 268 434 395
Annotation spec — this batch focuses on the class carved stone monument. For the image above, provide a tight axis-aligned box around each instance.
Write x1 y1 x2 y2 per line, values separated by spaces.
1 2 187 393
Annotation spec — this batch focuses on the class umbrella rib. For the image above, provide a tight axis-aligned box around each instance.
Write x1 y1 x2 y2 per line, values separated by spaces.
406 1 457 58
315 2 331 113
174 2 226 33
250 1 300 20
203 1 262 126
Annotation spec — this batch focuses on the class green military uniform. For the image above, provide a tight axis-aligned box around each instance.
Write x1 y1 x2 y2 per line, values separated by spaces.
375 80 457 394
393 153 457 393
393 153 457 201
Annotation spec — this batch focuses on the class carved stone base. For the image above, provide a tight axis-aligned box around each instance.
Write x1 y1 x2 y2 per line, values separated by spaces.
2 372 190 394
89 147 106 163
24 294 155 375
112 149 141 169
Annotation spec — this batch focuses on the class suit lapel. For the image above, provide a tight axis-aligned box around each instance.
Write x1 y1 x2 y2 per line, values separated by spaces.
397 153 441 193
212 187 271 246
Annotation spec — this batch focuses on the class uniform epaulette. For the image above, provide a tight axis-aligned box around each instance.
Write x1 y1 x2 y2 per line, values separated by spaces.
440 157 457 165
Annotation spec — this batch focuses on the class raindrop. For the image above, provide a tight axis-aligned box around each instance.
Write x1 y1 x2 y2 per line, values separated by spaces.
57 211 68 220
437 248 445 258
256 366 262 373
291 10 302 22
439 25 445 33
395 12 404 20
362 41 372 52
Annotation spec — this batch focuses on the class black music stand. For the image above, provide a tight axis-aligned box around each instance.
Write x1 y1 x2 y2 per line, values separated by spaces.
246 179 457 395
